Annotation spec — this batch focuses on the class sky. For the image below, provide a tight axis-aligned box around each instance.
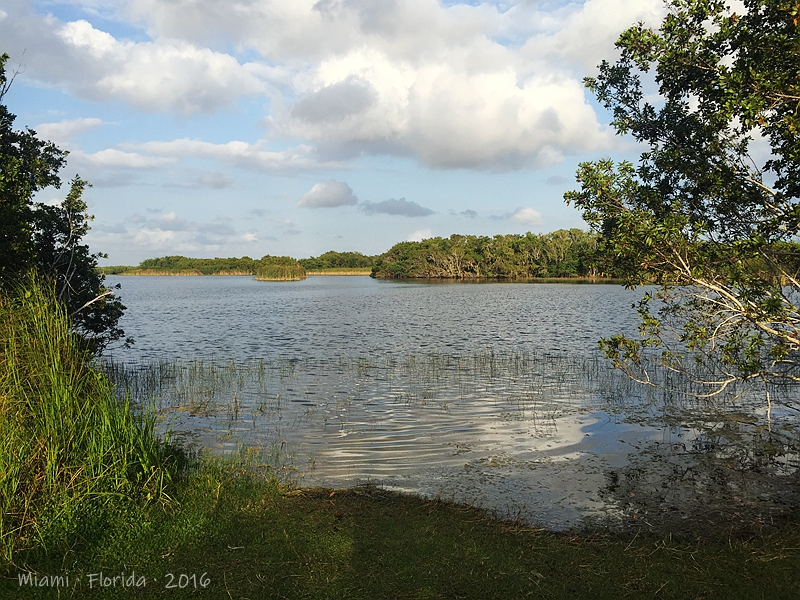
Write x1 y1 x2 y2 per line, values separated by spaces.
1 0 665 265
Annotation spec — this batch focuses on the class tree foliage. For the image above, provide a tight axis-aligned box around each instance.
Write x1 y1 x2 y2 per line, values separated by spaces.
299 251 377 271
371 230 603 279
0 53 125 352
0 53 65 282
129 254 301 275
32 177 126 350
564 0 800 394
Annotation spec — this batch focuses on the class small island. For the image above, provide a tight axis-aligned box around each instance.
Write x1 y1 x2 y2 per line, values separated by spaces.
254 260 307 281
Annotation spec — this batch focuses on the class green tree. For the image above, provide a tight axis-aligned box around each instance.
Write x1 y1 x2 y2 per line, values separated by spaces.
32 177 127 351
564 0 800 394
0 53 125 352
0 53 66 282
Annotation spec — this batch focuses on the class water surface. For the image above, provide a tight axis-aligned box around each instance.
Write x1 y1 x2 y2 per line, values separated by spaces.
107 276 798 530
107 275 641 361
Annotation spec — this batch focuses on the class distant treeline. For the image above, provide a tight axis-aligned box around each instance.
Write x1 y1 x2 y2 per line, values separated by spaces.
298 251 377 271
99 251 378 276
98 234 608 280
370 229 606 279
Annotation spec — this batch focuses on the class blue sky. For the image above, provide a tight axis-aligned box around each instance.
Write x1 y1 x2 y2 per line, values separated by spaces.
1 0 663 264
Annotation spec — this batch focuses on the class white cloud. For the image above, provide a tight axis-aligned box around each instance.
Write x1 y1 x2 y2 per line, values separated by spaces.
89 208 258 257
268 23 618 169
164 172 236 189
0 7 266 115
59 20 266 113
34 118 102 144
407 228 432 242
520 0 666 72
3 0 663 173
133 139 345 171
297 180 358 208
510 207 542 227
124 0 494 62
361 197 434 217
77 148 175 169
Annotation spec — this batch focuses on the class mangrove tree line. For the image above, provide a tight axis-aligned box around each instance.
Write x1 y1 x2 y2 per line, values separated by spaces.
370 229 605 279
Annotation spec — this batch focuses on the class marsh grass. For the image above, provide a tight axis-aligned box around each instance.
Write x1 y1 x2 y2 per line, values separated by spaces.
108 348 799 451
306 268 372 275
0 279 181 564
255 264 307 281
103 347 800 534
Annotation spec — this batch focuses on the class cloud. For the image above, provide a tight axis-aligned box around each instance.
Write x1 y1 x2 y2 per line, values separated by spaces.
272 219 302 236
407 228 433 242
3 0 663 172
0 8 267 115
34 118 102 144
133 139 346 171
163 172 235 189
360 197 434 217
459 209 478 218
77 148 174 169
88 208 259 257
270 45 614 169
297 179 358 208
291 76 378 123
510 207 542 227
81 172 144 188
520 0 666 72
200 217 237 236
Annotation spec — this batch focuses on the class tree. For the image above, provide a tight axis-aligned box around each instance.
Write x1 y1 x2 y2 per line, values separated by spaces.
564 0 800 397
0 53 65 282
0 53 126 352
32 177 127 351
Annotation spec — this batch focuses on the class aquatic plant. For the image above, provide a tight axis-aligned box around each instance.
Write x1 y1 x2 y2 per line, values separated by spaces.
254 263 307 281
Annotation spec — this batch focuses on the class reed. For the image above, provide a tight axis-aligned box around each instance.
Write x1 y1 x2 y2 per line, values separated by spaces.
0 278 180 563
254 264 307 281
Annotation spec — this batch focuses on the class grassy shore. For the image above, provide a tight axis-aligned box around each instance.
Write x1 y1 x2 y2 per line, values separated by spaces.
103 268 372 276
3 454 799 599
307 268 372 275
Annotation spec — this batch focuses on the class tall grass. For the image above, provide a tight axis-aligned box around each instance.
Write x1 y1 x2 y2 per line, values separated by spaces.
0 278 180 563
254 264 307 281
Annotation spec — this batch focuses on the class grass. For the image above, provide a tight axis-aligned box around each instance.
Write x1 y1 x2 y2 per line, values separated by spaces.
2 452 799 599
0 278 180 564
255 264 307 281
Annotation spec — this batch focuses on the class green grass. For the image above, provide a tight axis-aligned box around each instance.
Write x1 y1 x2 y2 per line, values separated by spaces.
255 264 307 281
0 277 180 564
2 453 799 599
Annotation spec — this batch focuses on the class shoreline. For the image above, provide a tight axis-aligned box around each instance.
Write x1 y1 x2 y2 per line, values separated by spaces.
103 271 622 283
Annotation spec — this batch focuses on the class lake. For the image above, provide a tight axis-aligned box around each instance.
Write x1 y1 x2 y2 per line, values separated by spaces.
105 275 798 531
105 275 642 361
